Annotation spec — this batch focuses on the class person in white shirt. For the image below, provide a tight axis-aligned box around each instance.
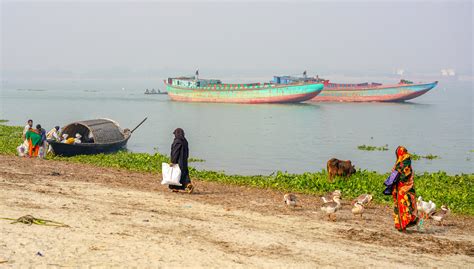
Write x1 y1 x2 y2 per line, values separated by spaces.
22 119 33 140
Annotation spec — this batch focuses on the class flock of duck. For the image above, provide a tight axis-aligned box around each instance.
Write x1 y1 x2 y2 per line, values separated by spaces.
283 192 450 226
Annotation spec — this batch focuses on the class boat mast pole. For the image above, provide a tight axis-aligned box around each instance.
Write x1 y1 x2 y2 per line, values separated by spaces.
130 117 148 133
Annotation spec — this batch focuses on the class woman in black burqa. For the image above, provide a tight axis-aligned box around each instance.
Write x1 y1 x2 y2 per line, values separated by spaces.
169 128 194 193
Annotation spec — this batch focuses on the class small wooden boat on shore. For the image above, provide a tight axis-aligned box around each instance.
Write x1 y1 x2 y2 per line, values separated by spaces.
50 118 146 156
272 76 437 102
165 77 323 104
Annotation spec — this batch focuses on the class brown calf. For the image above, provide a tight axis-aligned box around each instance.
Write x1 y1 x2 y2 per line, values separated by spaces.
327 158 356 182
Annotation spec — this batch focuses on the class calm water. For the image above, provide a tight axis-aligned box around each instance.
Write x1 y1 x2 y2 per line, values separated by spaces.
1 79 472 175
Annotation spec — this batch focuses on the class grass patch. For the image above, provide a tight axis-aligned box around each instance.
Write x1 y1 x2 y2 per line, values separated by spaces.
1 123 473 215
0 119 9 123
357 144 389 151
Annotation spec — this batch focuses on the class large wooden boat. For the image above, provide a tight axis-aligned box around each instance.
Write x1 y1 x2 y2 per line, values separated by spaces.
272 76 437 102
165 77 323 104
313 80 438 102
49 118 146 156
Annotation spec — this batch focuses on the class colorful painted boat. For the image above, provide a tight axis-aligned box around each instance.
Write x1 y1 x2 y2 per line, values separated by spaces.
165 77 323 104
272 76 437 102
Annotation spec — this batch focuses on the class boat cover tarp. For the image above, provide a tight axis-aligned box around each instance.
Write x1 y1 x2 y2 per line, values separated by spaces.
62 119 124 144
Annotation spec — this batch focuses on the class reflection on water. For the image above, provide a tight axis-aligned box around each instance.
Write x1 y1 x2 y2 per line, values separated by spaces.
1 80 472 175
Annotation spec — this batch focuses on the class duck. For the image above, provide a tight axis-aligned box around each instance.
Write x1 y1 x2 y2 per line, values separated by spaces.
430 205 450 225
417 196 427 215
351 194 373 207
417 196 436 219
321 195 342 221
321 190 341 203
425 200 437 216
284 193 297 208
351 201 365 218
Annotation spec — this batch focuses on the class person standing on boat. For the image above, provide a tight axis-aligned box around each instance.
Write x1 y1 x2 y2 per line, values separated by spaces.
392 146 418 232
169 128 194 193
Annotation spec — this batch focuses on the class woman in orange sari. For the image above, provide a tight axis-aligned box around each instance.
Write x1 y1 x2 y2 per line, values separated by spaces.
25 127 42 157
392 146 418 232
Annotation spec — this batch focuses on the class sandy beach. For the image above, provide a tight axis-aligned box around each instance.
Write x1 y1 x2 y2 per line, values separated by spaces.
0 155 473 268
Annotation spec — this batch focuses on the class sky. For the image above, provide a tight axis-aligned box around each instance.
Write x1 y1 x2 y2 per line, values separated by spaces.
1 0 472 80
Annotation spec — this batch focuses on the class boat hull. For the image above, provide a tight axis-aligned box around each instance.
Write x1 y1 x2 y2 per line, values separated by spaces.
49 136 130 157
310 81 437 102
166 83 323 104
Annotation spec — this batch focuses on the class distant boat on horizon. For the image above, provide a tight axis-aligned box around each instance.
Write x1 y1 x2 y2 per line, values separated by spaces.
145 88 167 95
441 69 456 77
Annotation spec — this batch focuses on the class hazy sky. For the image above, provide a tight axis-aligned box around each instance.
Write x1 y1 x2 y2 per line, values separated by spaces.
1 0 472 78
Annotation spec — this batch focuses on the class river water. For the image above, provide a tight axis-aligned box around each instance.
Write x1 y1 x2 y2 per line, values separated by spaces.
1 78 472 175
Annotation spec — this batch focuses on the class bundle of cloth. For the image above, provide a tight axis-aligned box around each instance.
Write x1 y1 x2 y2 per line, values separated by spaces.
61 133 82 144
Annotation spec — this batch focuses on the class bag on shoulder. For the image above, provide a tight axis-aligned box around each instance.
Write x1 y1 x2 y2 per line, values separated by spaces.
161 163 182 186
383 170 400 195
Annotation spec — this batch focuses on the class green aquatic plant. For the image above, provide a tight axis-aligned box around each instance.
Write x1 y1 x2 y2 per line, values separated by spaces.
357 144 389 151
411 153 440 161
423 154 440 160
189 169 473 215
0 124 23 155
189 158 205 162
50 151 170 173
1 123 472 215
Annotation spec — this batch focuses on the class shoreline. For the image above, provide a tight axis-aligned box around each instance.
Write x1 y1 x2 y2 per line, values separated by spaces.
1 123 473 215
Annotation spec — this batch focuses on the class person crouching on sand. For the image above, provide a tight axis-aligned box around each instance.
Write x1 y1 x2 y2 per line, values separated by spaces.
169 128 194 193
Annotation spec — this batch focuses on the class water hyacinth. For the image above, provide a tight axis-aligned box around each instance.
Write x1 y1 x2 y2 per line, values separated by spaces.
1 123 473 214
357 144 389 151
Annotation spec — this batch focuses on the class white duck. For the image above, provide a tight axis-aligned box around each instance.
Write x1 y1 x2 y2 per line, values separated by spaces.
425 200 437 216
352 194 373 207
351 202 365 218
430 205 450 226
321 195 342 221
417 196 436 219
284 193 297 208
321 190 341 203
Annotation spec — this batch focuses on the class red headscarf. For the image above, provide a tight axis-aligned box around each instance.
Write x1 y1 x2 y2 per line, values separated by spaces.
395 146 410 164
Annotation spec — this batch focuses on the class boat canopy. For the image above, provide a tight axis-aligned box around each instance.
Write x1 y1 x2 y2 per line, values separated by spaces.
61 119 125 144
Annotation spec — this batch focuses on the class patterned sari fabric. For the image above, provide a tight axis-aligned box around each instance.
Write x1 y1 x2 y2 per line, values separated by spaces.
25 129 42 157
392 146 418 231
